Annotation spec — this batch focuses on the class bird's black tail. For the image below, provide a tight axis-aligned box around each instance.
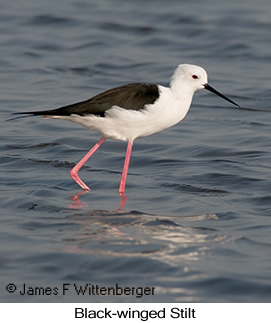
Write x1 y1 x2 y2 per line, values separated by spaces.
8 110 53 121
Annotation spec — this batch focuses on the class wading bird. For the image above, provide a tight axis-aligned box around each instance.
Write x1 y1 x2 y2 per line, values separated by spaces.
13 64 239 203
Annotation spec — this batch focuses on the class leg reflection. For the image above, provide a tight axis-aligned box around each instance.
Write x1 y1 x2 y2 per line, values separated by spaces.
69 191 128 211
69 190 89 209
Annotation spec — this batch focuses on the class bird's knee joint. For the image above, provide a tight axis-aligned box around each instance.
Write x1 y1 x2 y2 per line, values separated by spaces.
70 168 78 177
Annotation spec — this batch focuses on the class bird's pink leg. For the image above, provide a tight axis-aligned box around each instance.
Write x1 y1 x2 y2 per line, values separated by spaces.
70 137 106 191
119 140 133 195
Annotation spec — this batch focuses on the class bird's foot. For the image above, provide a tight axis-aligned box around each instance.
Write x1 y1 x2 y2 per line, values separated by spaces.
119 192 127 210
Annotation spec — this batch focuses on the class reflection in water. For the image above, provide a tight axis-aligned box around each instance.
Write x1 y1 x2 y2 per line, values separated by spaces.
68 190 128 210
60 210 231 301
63 210 231 265
69 190 89 209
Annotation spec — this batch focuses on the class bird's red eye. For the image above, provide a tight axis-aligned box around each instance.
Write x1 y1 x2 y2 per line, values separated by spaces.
192 75 198 79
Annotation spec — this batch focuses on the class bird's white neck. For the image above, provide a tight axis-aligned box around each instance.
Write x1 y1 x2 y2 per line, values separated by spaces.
170 76 195 102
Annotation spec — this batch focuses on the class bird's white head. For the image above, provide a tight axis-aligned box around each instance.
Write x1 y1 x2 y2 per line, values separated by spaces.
170 64 239 107
170 64 208 95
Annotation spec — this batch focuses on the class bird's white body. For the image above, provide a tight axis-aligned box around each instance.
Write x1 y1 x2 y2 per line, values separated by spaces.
48 64 207 142
56 85 191 141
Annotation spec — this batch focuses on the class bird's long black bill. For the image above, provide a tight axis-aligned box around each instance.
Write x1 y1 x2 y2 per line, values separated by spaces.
204 83 239 107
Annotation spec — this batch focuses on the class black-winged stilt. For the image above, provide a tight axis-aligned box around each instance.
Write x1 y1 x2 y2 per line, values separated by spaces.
13 64 239 197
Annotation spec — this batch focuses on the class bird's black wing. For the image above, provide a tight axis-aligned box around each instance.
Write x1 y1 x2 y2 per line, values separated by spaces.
12 83 160 118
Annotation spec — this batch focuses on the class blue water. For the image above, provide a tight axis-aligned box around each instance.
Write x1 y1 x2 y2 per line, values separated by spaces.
1 0 271 302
